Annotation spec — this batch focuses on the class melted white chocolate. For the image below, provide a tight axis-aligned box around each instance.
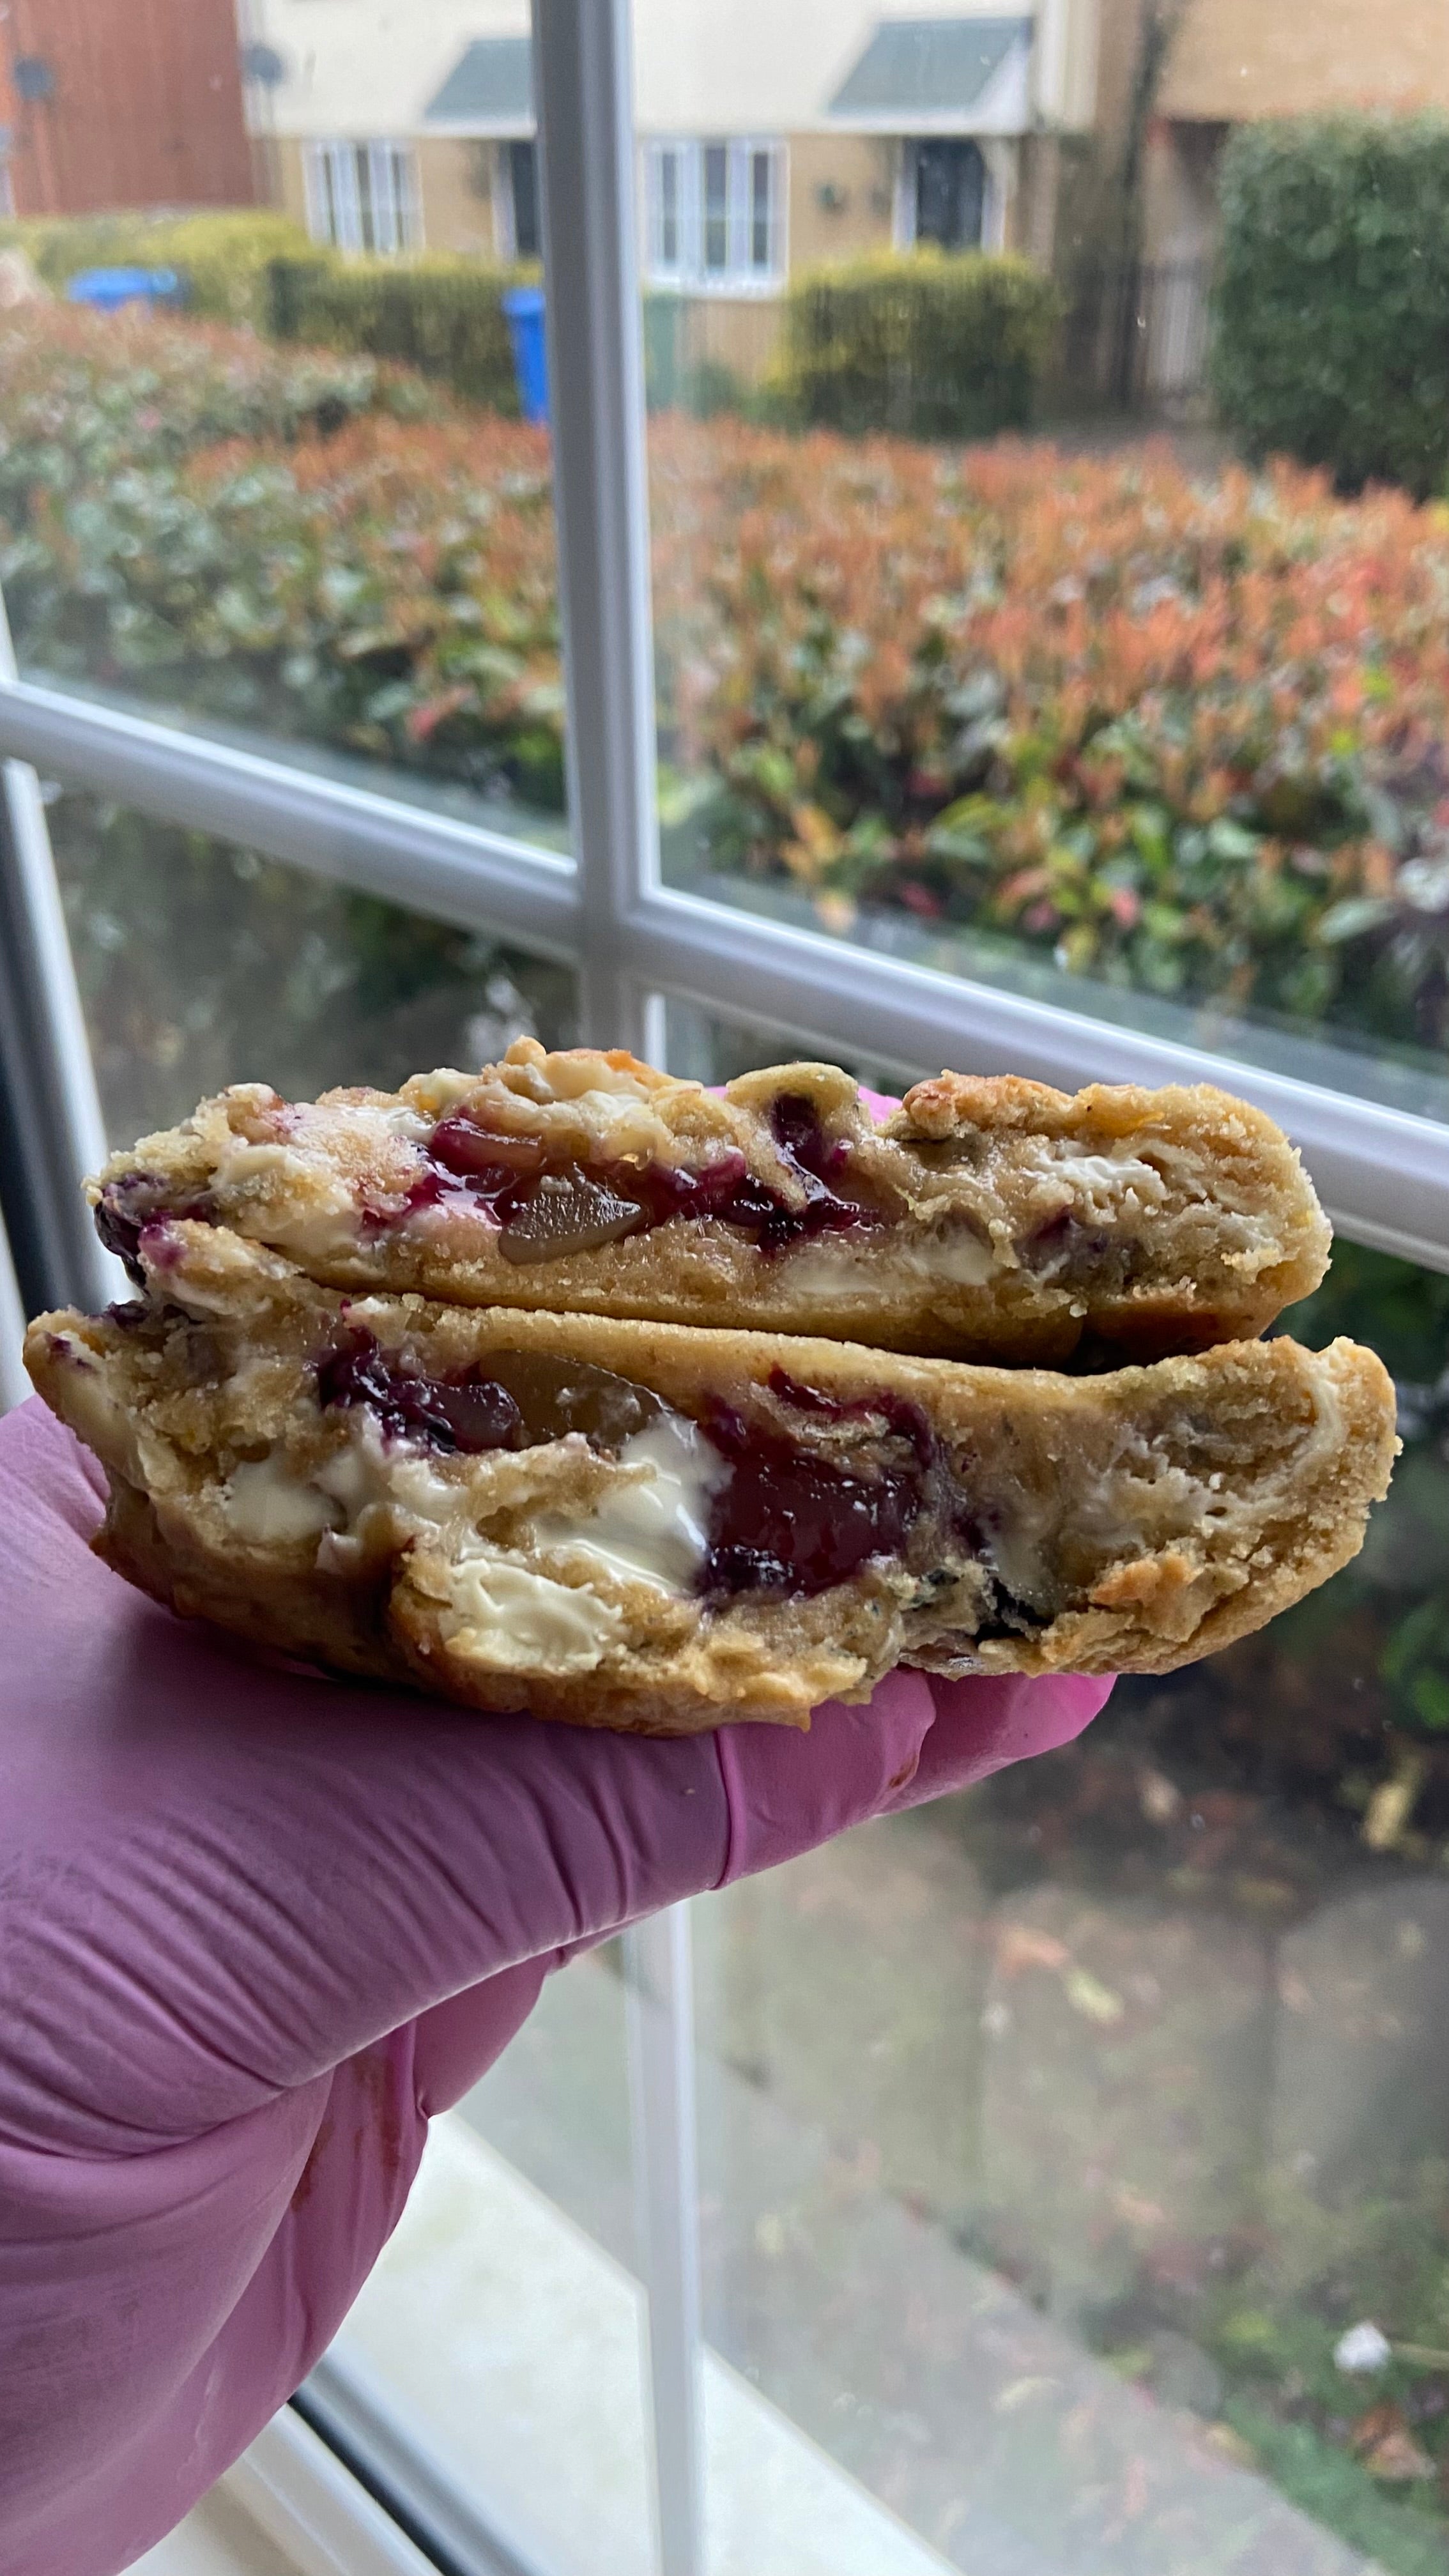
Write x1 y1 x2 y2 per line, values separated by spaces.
443 1548 624 1673
533 1416 726 1593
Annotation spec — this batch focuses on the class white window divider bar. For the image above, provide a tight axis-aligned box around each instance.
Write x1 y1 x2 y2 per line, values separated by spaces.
629 884 1449 1278
0 1208 29 1410
533 0 661 1055
0 595 122 1312
0 675 577 963
533 10 707 2564
624 1906 706 2576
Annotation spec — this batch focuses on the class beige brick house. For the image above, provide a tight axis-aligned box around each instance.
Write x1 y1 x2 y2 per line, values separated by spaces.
241 0 1446 386
243 0 1100 376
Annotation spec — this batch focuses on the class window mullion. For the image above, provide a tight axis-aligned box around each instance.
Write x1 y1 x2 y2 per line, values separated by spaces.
532 0 659 1057
623 1906 705 2576
630 884 1449 1272
0 675 578 960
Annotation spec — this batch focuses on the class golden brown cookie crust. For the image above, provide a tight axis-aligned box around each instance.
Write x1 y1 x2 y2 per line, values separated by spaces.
88 1040 1330 1364
26 1222 1394 1735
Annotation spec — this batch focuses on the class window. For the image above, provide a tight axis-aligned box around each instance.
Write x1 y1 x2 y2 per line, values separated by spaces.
644 137 785 290
305 139 421 256
8 2 1449 2572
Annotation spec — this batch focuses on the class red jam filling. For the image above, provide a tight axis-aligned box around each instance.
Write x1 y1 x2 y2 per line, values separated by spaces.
316 1329 663 1455
697 1388 926 1599
95 1174 218 1282
370 1092 882 1261
314 1337 940 1603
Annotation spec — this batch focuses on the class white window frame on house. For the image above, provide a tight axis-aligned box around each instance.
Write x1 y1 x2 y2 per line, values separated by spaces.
5 2 1449 2572
643 134 786 293
304 137 424 256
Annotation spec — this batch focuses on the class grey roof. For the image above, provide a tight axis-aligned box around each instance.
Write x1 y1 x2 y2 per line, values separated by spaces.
829 16 1031 117
425 35 533 127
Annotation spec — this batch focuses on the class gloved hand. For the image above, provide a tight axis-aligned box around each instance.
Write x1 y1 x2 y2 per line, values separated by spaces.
0 1396 1109 2576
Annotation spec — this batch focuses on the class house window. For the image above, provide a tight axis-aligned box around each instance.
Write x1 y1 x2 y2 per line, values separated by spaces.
305 140 421 256
644 138 785 290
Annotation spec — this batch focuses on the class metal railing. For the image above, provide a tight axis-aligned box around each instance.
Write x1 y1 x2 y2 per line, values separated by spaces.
1053 257 1214 414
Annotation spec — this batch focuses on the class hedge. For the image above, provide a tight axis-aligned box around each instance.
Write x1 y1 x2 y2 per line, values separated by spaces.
0 208 310 330
0 211 530 413
10 303 1449 1059
267 255 532 414
1213 116 1449 497
771 249 1061 441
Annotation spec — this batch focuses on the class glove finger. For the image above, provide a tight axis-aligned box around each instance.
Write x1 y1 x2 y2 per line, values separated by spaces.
411 1954 553 2117
886 1670 1114 1813
715 1668 939 1882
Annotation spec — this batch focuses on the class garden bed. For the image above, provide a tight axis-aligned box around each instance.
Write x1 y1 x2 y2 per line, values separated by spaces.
6 305 1449 1058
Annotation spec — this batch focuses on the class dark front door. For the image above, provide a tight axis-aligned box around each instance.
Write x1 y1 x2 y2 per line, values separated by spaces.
914 138 985 249
507 139 540 259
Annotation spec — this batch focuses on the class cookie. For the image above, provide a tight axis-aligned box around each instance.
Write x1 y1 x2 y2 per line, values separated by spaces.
26 1222 1394 1736
88 1040 1330 1365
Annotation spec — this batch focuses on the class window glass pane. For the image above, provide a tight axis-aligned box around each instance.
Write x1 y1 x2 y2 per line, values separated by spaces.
661 146 680 268
750 149 772 270
693 1236 1449 2574
0 20 569 857
637 1 1449 1124
703 142 730 272
50 788 574 1146
663 995 920 1100
354 143 376 254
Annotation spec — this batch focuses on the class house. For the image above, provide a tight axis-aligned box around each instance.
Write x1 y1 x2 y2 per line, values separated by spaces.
243 1 1100 374
240 0 1449 397
0 0 254 218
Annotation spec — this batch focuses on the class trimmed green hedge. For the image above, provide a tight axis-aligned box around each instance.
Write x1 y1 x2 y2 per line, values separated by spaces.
1213 116 1449 496
0 213 530 413
267 256 533 414
0 208 309 328
772 248 1061 440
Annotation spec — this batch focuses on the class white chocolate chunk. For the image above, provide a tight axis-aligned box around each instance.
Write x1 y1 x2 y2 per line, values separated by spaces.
443 1549 624 1672
222 1454 339 1544
533 1416 727 1594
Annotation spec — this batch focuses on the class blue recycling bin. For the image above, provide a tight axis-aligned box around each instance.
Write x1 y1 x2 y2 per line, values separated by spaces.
502 285 549 425
66 266 182 314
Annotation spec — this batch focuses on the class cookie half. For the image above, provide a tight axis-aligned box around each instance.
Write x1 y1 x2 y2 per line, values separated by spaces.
26 1223 1393 1735
88 1040 1330 1365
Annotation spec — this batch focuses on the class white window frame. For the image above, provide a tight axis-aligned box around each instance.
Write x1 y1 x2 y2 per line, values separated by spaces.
304 139 423 257
643 135 785 293
6 6 1449 2575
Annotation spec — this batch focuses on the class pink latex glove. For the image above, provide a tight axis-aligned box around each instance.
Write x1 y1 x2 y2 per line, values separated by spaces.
0 1393 1108 2576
